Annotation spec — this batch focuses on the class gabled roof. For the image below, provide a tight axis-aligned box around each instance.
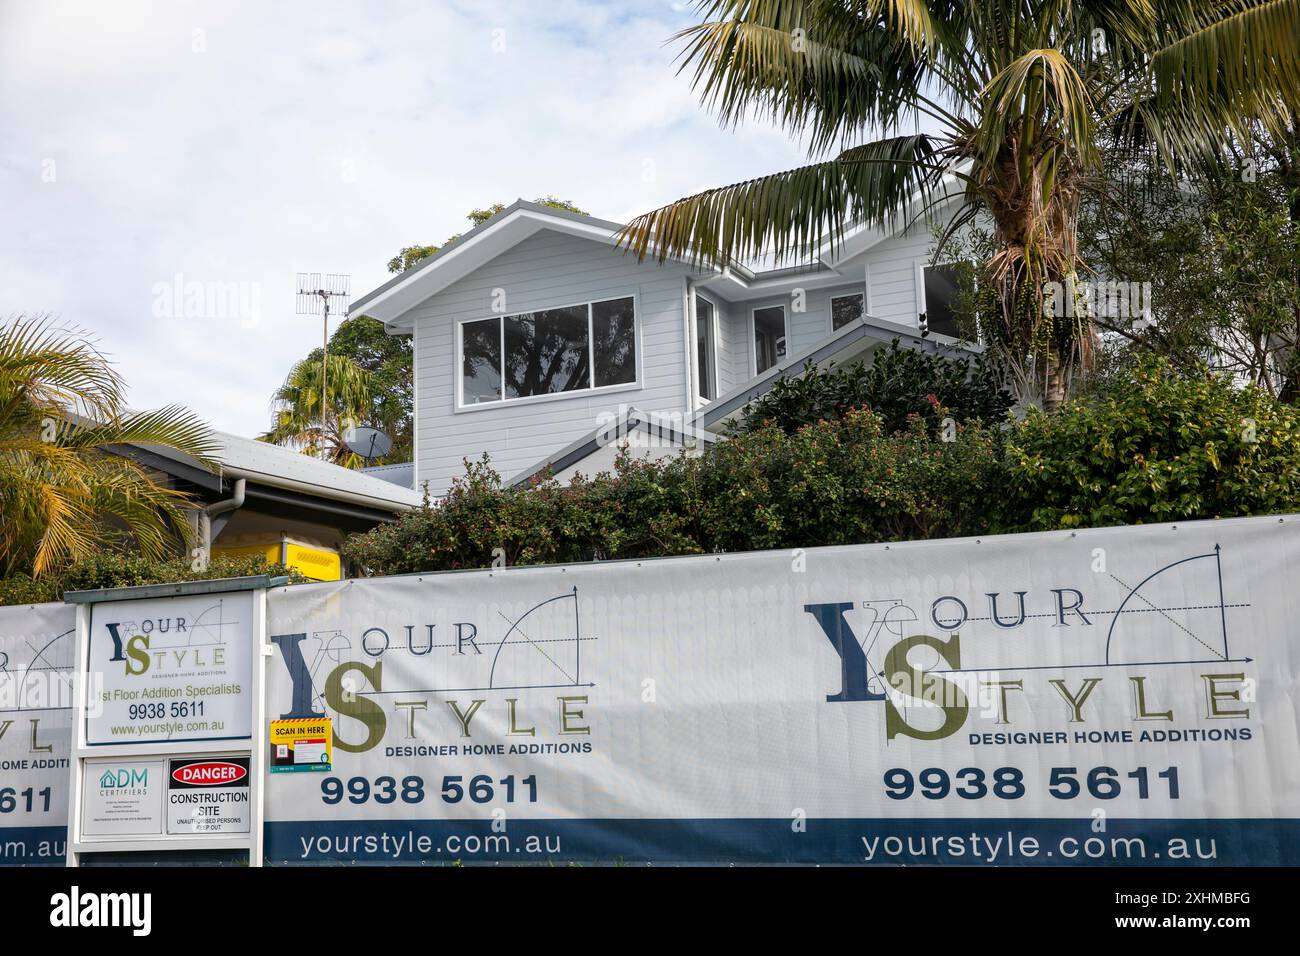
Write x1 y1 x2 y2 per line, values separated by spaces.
350 181 973 326
349 199 692 329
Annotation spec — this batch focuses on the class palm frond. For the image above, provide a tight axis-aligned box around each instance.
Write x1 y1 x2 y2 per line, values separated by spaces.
67 405 220 467
619 134 941 266
1149 0 1300 158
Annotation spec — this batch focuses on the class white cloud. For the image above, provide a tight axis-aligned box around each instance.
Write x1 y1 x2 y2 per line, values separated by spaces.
0 0 808 437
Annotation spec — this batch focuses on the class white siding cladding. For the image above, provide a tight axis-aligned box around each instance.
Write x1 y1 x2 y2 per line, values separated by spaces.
789 281 870 355
859 221 939 329
709 282 870 382
407 230 692 496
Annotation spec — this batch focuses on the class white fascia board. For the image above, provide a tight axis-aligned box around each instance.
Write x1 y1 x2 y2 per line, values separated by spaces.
697 265 856 301
354 210 700 330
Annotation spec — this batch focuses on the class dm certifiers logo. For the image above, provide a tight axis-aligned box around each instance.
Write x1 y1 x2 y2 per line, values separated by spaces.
98 767 149 792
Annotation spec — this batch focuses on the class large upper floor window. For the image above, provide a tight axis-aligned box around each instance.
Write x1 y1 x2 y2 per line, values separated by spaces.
460 296 637 406
695 295 717 402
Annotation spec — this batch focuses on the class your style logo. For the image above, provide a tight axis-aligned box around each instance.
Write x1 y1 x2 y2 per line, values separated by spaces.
804 569 1252 742
102 617 225 676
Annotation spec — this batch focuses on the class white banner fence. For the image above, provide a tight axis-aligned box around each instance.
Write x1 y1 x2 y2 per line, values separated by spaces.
4 514 1299 865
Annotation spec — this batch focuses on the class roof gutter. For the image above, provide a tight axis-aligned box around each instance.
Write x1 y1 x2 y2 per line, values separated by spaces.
221 465 419 514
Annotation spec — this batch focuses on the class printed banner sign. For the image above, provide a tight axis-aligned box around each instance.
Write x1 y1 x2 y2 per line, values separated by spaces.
269 718 332 773
263 515 1300 866
167 756 251 834
86 591 254 745
0 602 75 864
4 515 1300 866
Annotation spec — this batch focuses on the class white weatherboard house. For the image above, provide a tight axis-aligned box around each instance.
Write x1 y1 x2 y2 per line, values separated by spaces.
350 197 977 498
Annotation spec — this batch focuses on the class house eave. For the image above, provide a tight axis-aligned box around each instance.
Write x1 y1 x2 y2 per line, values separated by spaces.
349 200 711 330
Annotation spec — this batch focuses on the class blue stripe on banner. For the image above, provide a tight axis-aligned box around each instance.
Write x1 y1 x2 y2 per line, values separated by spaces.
0 827 68 866
267 818 1300 866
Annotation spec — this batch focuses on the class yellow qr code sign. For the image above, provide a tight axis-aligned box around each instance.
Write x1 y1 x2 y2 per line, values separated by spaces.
269 718 333 773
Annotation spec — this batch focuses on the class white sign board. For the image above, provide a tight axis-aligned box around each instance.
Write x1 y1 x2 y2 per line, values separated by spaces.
263 515 1300 865
80 758 164 837
86 591 254 745
166 757 251 835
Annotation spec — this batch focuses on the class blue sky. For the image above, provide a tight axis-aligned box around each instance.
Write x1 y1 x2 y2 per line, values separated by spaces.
0 0 809 437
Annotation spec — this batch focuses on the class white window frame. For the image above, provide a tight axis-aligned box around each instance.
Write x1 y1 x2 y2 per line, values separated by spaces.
828 291 866 335
749 303 788 378
915 259 978 342
693 291 721 407
454 292 643 412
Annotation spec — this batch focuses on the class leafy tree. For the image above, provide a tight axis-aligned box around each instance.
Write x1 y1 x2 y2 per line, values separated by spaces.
261 352 379 467
1002 356 1300 529
325 316 413 460
1077 122 1300 398
619 1 1300 410
386 196 588 273
0 316 217 577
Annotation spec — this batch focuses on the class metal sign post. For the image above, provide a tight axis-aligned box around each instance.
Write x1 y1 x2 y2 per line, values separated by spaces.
63 575 283 866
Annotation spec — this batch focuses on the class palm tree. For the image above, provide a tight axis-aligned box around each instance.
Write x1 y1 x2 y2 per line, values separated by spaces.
0 316 218 577
620 0 1300 409
262 351 379 466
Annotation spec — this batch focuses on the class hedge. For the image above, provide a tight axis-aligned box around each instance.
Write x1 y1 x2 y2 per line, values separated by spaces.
0 553 306 607
735 339 1012 436
343 359 1300 577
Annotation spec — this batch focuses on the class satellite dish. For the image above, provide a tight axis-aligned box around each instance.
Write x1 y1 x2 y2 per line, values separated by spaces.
344 425 393 463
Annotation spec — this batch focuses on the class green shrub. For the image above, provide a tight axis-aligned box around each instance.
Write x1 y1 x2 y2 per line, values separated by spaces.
1000 358 1300 529
0 553 307 607
343 407 1003 575
735 339 1011 436
345 358 1300 577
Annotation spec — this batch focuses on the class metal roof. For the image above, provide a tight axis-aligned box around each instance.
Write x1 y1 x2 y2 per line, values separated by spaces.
135 429 424 512
361 461 416 490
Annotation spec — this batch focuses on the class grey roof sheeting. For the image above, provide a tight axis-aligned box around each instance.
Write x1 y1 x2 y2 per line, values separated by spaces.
361 461 416 490
134 429 424 512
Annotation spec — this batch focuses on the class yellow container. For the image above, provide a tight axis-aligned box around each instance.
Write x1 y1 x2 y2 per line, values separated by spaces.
213 538 342 582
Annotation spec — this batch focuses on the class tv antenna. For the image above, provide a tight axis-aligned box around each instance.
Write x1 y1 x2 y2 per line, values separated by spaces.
295 273 351 434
